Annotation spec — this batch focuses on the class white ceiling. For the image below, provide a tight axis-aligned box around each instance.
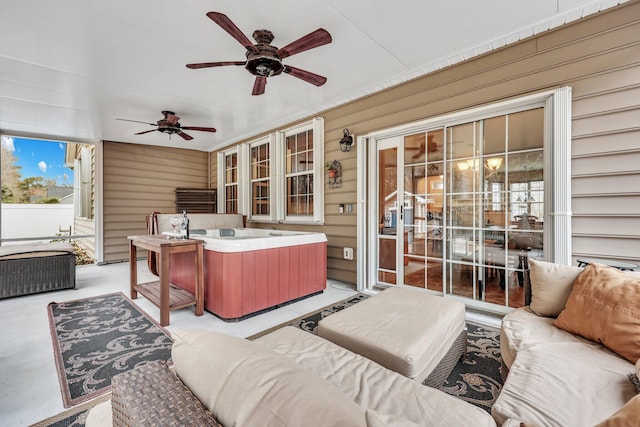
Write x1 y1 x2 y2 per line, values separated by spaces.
0 0 625 151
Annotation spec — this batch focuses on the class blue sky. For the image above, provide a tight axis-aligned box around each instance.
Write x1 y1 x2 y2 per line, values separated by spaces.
1 136 74 186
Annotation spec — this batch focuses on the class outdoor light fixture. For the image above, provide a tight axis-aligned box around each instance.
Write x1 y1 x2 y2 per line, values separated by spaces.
339 128 353 152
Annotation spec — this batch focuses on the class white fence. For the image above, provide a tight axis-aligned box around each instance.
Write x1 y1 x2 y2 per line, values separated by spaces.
1 204 74 244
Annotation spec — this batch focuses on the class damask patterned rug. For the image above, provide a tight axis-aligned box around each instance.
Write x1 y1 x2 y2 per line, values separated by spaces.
47 292 173 408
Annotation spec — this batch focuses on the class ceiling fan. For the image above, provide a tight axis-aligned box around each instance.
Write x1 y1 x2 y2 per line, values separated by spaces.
410 134 440 159
116 111 216 141
186 12 332 95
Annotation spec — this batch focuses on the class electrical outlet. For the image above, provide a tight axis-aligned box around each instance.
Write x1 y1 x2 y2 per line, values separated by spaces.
343 247 353 260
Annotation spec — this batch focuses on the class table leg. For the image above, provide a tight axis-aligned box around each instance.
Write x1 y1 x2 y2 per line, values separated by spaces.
159 248 170 326
129 240 138 299
195 244 204 316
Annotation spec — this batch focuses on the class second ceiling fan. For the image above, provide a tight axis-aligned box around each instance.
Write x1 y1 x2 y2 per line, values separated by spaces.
186 12 332 95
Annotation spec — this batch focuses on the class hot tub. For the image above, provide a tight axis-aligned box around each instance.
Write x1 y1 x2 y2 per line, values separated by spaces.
169 228 327 321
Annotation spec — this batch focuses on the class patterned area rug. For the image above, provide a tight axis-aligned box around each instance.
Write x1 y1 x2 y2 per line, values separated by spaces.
277 293 504 413
47 292 173 408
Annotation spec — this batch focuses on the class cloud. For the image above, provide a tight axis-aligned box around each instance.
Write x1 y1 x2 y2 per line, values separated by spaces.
1 136 15 152
38 161 48 172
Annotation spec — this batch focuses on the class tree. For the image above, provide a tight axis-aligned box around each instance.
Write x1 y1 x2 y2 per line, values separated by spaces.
1 145 23 203
18 176 46 203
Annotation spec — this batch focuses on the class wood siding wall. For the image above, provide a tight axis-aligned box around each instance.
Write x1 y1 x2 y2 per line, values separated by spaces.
210 1 640 283
102 141 209 263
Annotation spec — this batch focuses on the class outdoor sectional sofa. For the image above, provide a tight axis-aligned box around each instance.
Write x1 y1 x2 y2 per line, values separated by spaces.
493 259 640 426
0 242 75 299
87 327 497 426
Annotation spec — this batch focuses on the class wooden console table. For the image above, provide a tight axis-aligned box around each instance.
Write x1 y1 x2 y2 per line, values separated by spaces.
128 235 204 326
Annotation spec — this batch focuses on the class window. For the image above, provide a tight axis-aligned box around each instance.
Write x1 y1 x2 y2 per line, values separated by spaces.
276 118 324 223
217 148 239 214
249 136 272 220
218 118 325 223
285 129 314 216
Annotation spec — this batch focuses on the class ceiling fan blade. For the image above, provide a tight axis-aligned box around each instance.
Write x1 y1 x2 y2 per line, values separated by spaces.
116 118 156 126
178 132 194 141
252 76 266 95
186 61 246 69
206 12 258 53
276 28 332 59
134 129 157 135
283 66 327 86
181 126 217 133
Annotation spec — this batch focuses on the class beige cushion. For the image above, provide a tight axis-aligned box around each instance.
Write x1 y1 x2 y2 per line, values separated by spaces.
553 263 640 363
499 307 602 369
365 409 421 427
595 394 640 427
528 259 583 317
256 326 497 427
318 287 465 382
492 343 636 426
85 401 113 427
171 329 366 427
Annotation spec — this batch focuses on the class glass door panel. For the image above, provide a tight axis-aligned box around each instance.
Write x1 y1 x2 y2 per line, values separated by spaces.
378 144 399 285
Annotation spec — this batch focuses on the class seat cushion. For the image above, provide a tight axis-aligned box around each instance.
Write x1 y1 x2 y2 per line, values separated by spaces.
318 287 465 382
171 329 366 427
500 307 602 369
256 326 497 427
492 342 636 427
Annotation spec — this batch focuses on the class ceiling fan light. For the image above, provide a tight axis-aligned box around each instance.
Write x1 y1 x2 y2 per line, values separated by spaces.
255 62 273 76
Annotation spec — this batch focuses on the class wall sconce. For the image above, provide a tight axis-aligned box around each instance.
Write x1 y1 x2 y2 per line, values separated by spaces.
339 128 353 152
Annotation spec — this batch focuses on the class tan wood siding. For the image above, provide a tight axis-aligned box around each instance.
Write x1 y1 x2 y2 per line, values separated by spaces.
102 141 209 262
205 1 640 281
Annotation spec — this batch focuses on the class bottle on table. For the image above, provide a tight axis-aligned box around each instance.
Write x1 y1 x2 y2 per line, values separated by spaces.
181 210 189 239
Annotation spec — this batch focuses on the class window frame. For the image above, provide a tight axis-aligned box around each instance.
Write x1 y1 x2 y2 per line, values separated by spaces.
217 146 241 214
220 118 325 224
274 118 325 224
244 135 275 222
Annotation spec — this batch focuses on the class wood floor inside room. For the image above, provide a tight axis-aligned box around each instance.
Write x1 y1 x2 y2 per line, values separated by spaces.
403 263 525 308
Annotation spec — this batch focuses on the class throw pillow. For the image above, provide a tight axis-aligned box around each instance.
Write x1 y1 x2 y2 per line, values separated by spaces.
528 259 583 317
594 394 640 426
553 263 640 363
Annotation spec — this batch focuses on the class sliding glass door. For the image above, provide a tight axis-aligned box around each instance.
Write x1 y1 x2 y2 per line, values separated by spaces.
370 106 546 310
